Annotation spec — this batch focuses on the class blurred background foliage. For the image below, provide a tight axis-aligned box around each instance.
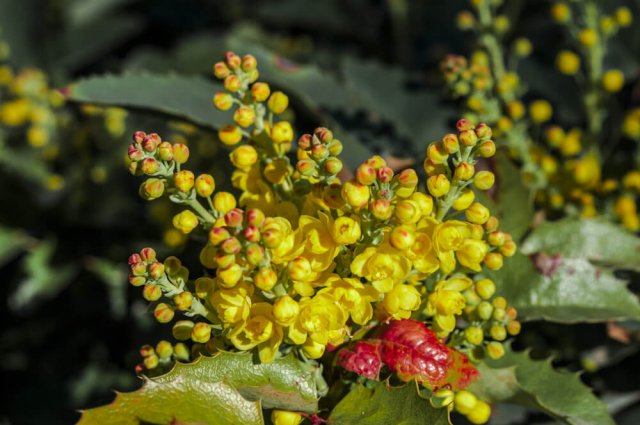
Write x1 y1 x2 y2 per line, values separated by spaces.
1 0 640 424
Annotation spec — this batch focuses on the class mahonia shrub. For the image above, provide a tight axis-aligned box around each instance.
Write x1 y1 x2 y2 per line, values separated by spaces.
443 0 640 230
90 51 528 425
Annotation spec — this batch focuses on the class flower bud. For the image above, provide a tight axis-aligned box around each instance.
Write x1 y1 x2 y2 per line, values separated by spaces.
208 228 230 246
356 164 377 185
342 181 370 208
271 410 302 425
233 106 256 128
213 62 230 79
454 162 475 181
296 158 317 176
254 267 278 291
454 390 478 415
263 229 284 249
273 296 300 326
218 263 243 288
602 69 624 93
426 142 449 164
143 283 162 301
221 237 242 254
328 139 343 156
230 145 258 169
311 144 328 160
174 291 194 310
173 210 199 234
377 166 394 183
191 322 212 343
464 326 484 345
490 324 507 341
486 231 505 247
475 122 492 140
245 243 265 265
477 301 493 320
556 50 580 75
484 252 504 270
473 171 495 190
390 225 416 250
224 75 242 92
507 320 521 336
218 125 243 146
224 208 244 227
484 216 499 231
243 225 261 243
476 140 496 158
246 208 266 227
465 203 490 224
251 82 271 102
475 279 496 299
225 51 241 69
175 170 195 192
315 127 334 143
213 92 233 110
140 178 165 200
395 200 421 224
500 240 517 257
213 192 237 214
616 7 632 27
216 254 236 269
129 275 146 286
397 169 418 188
487 341 505 359
324 157 343 175
133 131 146 144
459 129 479 146
195 278 215 299
154 303 175 323
452 188 475 211
288 257 312 281
302 338 325 359
267 91 289 114
172 143 190 164
141 158 159 175
371 199 393 220
467 400 491 424
128 145 144 161
423 159 447 176
239 54 257 71
271 121 294 144
191 174 215 198
149 262 165 280
427 174 450 198
430 389 455 409
142 133 161 152
143 354 159 369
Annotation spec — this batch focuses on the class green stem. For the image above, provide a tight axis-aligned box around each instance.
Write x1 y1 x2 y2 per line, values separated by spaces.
581 1 605 152
186 198 216 224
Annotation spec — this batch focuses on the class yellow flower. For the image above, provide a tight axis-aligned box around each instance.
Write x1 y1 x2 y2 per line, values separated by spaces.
331 216 361 245
320 276 379 325
405 218 439 274
556 50 580 75
210 282 253 325
425 277 473 335
379 283 421 320
456 239 489 271
350 242 412 293
602 69 624 93
287 293 348 348
432 220 474 274
296 212 341 272
0 98 31 126
172 210 199 234
229 302 283 362
529 100 552 123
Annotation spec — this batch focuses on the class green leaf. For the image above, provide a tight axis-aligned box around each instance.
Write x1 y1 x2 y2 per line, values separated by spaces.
79 351 321 424
85 256 128 319
521 218 640 270
64 73 229 130
0 226 30 267
153 351 320 413
10 239 77 310
493 152 534 242
470 346 614 425
77 374 264 425
487 253 640 323
329 381 451 425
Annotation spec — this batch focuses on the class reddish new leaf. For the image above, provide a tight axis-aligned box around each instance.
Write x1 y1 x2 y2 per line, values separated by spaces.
338 319 478 390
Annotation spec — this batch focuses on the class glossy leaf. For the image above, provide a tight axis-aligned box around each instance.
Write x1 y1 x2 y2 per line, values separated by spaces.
487 253 640 323
77 374 264 425
521 218 640 270
470 347 614 425
329 381 451 425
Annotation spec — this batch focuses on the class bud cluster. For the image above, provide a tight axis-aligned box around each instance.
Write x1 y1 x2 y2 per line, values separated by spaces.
295 127 344 182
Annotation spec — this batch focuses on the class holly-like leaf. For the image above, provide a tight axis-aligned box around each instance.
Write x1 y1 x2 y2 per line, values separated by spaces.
63 73 229 130
493 152 534 242
152 351 320 413
487 253 640 323
521 218 640 270
469 346 614 425
77 374 264 425
329 381 451 425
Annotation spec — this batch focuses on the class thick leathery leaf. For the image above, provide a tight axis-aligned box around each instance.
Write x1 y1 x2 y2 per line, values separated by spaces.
77 375 263 425
487 253 640 323
329 381 451 425
521 218 640 270
63 73 229 130
152 351 319 413
470 347 614 425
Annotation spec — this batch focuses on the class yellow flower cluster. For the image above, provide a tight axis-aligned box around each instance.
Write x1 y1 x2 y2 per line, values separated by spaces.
125 53 519 382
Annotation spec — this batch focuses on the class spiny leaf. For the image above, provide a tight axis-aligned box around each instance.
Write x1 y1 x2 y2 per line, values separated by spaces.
152 351 320 413
329 381 451 425
486 253 640 323
521 218 640 270
77 374 264 425
470 346 614 425
64 73 229 130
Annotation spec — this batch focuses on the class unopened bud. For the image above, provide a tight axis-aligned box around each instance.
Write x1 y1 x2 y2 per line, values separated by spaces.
173 143 190 164
191 322 212 343
175 170 195 192
154 303 174 323
251 82 271 102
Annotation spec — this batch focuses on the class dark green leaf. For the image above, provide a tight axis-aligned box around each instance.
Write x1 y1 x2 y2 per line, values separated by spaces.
64 73 229 130
493 152 534 242
487 253 640 323
470 346 614 425
521 218 640 270
329 382 451 425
